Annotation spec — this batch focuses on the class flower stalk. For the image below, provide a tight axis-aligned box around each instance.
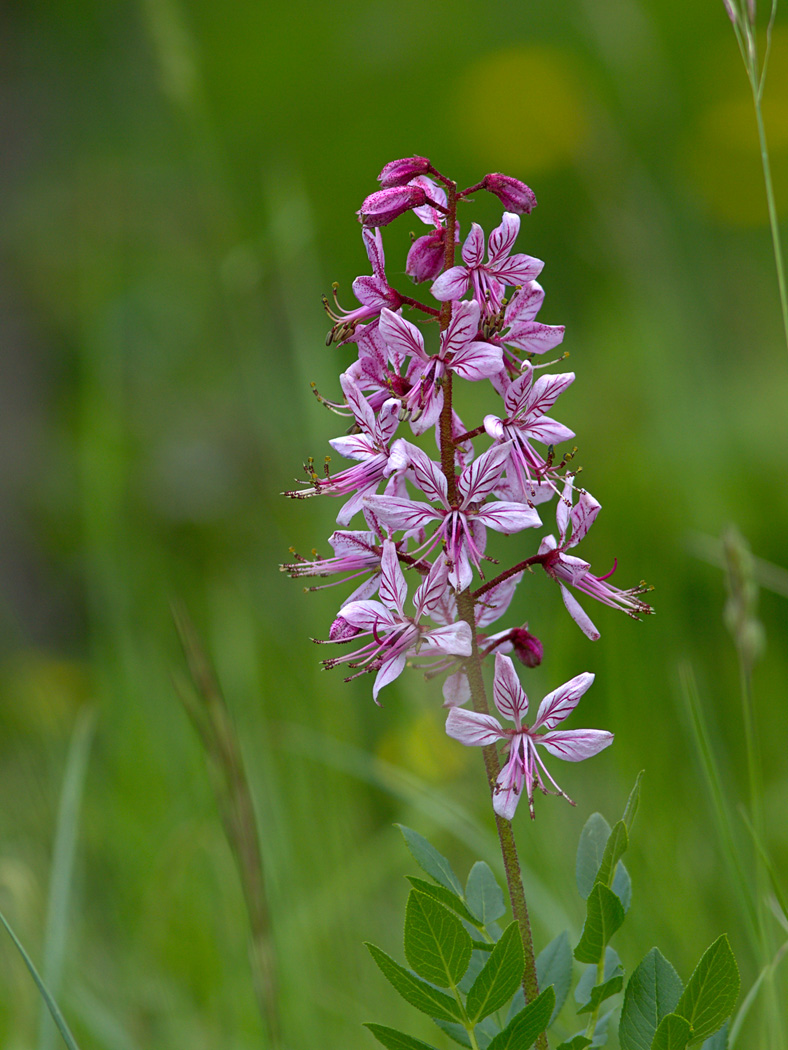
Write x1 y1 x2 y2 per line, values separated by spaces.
284 155 652 1047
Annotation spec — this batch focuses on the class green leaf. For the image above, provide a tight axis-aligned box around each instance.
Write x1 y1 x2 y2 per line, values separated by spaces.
535 930 573 1023
406 876 479 926
433 1016 498 1050
574 884 625 964
404 890 473 988
613 860 632 912
575 946 620 1005
431 1020 472 1048
622 771 644 829
363 1024 441 1050
397 825 463 895
619 947 683 1050
365 942 464 1023
465 862 506 925
487 986 555 1050
576 813 612 899
595 820 628 889
576 971 623 1014
466 922 524 1023
674 935 739 1046
555 1037 592 1050
651 1013 692 1050
700 1021 728 1049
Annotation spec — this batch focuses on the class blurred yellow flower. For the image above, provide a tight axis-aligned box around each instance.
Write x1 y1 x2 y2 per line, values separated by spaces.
454 46 589 173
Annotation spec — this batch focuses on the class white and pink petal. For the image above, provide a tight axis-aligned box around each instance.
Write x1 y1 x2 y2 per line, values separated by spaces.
445 707 504 747
538 728 613 761
533 672 595 731
493 653 529 721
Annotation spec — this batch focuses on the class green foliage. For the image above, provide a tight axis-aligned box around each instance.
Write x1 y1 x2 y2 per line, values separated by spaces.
485 987 555 1050
576 814 613 900
465 862 506 925
366 943 465 1023
370 782 739 1050
404 890 472 988
651 1013 693 1049
405 877 481 926
397 825 463 896
465 922 524 1023
536 931 573 1023
619 948 683 1050
674 937 739 1046
364 1024 441 1050
367 833 552 1050
574 884 626 964
618 933 739 1050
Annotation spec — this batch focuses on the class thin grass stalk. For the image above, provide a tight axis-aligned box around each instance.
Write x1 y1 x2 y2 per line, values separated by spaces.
680 662 758 943
721 525 785 1047
728 0 788 356
171 602 281 1049
37 708 96 1050
0 910 82 1050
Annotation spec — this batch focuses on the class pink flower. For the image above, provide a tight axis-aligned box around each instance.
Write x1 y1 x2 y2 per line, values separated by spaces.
538 477 653 639
366 442 541 592
324 228 404 345
484 364 575 500
486 281 566 375
431 213 543 315
280 527 390 606
405 176 459 283
323 541 472 701
378 300 503 433
284 373 404 525
445 653 612 819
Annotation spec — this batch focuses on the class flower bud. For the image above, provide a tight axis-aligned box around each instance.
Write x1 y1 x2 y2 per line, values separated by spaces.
482 174 537 215
406 229 445 283
358 185 428 227
509 626 543 667
378 156 432 188
329 615 361 642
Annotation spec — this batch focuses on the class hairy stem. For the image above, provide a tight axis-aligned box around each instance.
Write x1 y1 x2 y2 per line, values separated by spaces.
455 588 542 1014
435 184 545 1046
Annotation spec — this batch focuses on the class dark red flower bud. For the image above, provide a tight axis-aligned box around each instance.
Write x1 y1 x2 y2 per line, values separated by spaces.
378 156 432 188
482 174 537 215
509 627 543 667
357 185 428 227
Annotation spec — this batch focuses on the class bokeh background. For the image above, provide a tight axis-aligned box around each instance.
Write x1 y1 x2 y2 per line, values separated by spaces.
2 0 788 1046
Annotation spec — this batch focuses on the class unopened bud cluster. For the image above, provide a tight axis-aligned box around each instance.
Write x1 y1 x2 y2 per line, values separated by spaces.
283 157 653 817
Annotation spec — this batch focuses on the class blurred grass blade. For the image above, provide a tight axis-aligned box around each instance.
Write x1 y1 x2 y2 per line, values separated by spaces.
738 805 788 929
679 661 759 946
171 600 281 1048
0 909 82 1050
38 707 96 1050
728 936 788 1049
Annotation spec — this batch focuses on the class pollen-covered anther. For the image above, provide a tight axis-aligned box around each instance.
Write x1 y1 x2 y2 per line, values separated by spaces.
482 306 506 340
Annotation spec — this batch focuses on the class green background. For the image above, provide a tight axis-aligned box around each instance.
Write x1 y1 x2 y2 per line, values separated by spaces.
1 0 788 1046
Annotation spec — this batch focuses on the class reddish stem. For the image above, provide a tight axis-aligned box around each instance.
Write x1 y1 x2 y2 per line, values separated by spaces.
433 182 545 1044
